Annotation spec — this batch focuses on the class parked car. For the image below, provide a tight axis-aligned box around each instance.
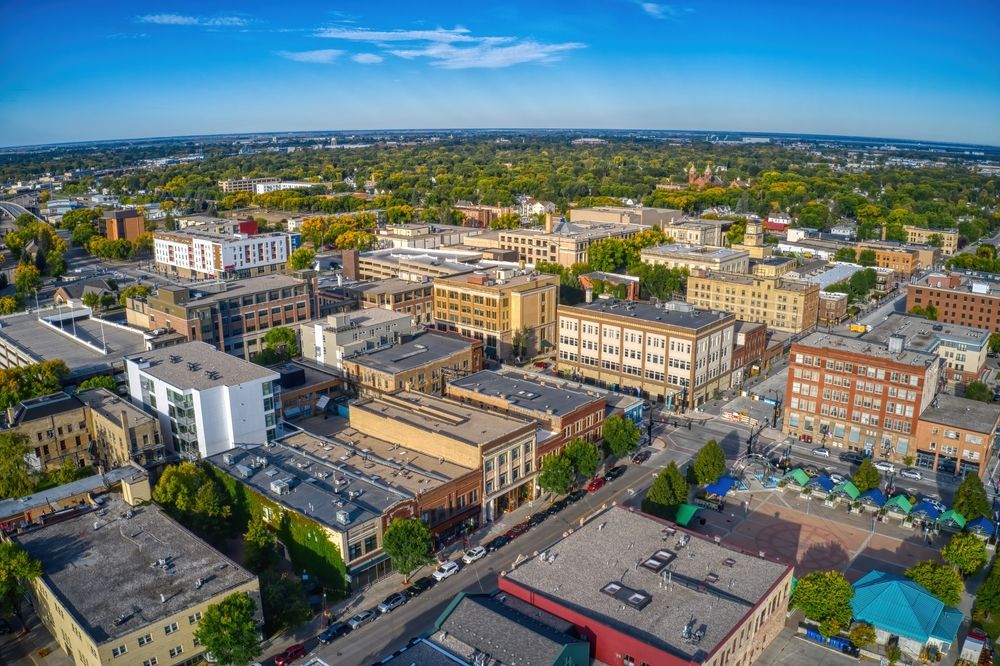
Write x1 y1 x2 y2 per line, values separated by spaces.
405 577 435 598
802 465 820 478
318 622 351 644
923 497 947 513
378 592 408 614
829 473 846 485
604 465 627 482
485 535 511 552
839 452 864 464
347 610 377 630
631 450 651 464
812 447 831 458
432 560 460 581
527 512 547 527
587 476 607 492
274 644 307 666
462 546 487 564
872 460 896 473
567 489 587 503
900 468 922 481
0 618 11 634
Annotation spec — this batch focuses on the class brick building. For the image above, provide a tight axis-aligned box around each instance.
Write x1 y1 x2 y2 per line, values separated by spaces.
913 395 1000 478
731 321 768 387
906 272 1000 333
99 209 145 241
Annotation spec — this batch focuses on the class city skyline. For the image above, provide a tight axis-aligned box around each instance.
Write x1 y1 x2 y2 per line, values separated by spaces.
1 1 999 147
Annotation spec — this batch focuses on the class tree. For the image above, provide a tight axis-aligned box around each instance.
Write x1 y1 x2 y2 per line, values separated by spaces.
818 617 843 639
99 293 117 310
833 247 857 262
603 414 641 457
927 233 944 248
287 247 316 271
243 515 276 572
858 249 877 267
119 284 152 307
510 327 530 360
942 532 988 575
153 462 231 535
905 561 962 606
0 296 18 315
691 439 726 485
642 462 688 519
81 291 101 309
792 570 854 627
489 212 521 230
563 437 601 479
0 541 43 630
975 566 1000 617
0 359 70 410
194 593 260 666
53 458 89 486
0 431 34 500
263 327 298 358
963 381 993 403
71 222 97 247
852 459 881 493
989 332 1000 355
953 473 991 521
537 453 574 495
259 571 311 632
13 263 40 297
382 517 433 583
849 622 877 648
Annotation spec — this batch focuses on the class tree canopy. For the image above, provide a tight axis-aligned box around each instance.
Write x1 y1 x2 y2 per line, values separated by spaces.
791 570 854 630
905 560 963 606
642 462 688 520
0 359 70 410
953 473 991 521
690 439 726 485
603 415 641 457
941 532 988 576
382 517 434 583
0 541 43 629
194 593 260 666
851 459 881 493
537 453 575 495
0 431 34 500
77 375 117 392
152 462 232 536
563 437 601 479
963 381 993 403
287 246 316 271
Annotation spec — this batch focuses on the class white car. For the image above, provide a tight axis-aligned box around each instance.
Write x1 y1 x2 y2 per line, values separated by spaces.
924 497 946 513
812 447 831 458
899 468 922 481
829 473 846 485
872 460 896 473
432 560 460 581
462 546 487 564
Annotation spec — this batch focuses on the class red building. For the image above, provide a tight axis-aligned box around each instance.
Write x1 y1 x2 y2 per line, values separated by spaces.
731 321 768 386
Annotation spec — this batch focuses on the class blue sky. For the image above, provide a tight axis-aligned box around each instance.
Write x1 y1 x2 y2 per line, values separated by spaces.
1 1 998 146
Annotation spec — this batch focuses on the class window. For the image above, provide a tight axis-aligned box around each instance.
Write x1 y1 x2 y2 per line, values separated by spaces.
168 646 183 658
143 659 158 666
164 622 178 635
112 645 127 658
364 535 378 553
138 634 152 647
188 611 202 624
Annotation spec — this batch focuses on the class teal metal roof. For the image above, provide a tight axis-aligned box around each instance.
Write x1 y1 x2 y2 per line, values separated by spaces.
851 570 961 644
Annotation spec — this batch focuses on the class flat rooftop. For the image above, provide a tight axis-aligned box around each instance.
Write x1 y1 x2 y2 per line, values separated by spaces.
352 391 533 447
864 313 989 351
504 506 791 662
795 332 939 367
360 246 482 265
347 331 475 374
642 244 747 260
15 494 255 644
76 387 158 429
437 268 556 289
127 341 278 390
0 310 147 379
796 263 862 289
346 278 431 296
0 465 146 521
153 273 307 307
564 298 733 330
692 271 817 292
493 366 641 415
450 369 600 417
919 394 1000 433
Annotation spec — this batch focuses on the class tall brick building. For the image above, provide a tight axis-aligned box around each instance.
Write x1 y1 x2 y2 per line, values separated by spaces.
906 272 1000 333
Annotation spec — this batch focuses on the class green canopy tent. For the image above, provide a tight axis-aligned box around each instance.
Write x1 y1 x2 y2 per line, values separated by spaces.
937 509 967 530
883 495 913 516
674 503 701 527
782 468 810 487
830 480 860 501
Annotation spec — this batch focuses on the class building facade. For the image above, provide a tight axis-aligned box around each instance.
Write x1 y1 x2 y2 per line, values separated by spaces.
300 308 415 369
913 395 1000 478
152 230 292 280
557 299 735 409
906 272 1000 333
376 223 482 249
818 291 849 326
218 176 279 193
569 206 683 228
434 268 559 361
904 226 959 255
344 278 435 326
78 388 165 469
640 244 750 274
664 219 724 247
686 270 820 333
100 209 145 242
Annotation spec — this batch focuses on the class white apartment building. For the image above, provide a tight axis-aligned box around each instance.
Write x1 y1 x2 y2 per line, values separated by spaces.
299 308 415 369
153 230 292 280
125 341 280 460
253 181 315 194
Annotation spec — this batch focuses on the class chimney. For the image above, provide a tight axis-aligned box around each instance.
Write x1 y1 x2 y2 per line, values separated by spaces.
585 287 594 303
341 249 360 280
881 224 887 241
120 410 129 435
544 213 554 234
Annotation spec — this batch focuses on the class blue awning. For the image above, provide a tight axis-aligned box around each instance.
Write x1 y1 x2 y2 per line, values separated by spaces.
910 500 942 520
859 489 887 506
967 516 996 536
806 476 835 492
704 475 737 497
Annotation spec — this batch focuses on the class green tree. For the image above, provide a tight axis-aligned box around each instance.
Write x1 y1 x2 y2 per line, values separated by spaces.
46 251 66 277
858 249 877 267
0 431 34 499
833 247 857 262
691 439 726 485
963 381 993 403
0 541 43 630
563 437 601 479
0 359 70 410
849 622 877 648
510 327 530 360
818 617 843 639
194 593 260 666
53 459 89 486
975 565 1000 617
243 515 276 572
119 284 152 307
602 414 641 457
259 571 311 632
287 247 316 271
927 233 944 248
953 473 991 521
82 291 101 309
792 570 854 626
263 326 298 358
0 296 19 315
153 462 232 535
852 459 881 493
99 293 117 310
71 221 97 247
538 453 574 495
905 560 962 606
489 212 521 230
989 332 1000 354
382 517 433 583
941 532 988 575
642 462 688 520
13 263 41 297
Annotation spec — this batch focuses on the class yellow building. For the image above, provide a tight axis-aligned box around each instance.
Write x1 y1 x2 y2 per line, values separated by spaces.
640 244 750 274
557 298 735 409
434 267 559 361
730 220 773 260
903 226 959 255
78 388 165 469
859 241 940 276
15 489 260 666
686 270 820 333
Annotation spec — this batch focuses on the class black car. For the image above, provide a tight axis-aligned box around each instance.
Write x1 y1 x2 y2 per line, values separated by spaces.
0 618 11 634
839 452 864 464
567 489 587 503
631 450 651 464
318 622 351 644
604 465 627 482
527 512 547 528
404 576 435 598
485 534 511 551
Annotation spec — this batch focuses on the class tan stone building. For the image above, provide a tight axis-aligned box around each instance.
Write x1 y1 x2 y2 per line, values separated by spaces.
342 330 484 397
686 270 820 333
6 393 96 472
913 395 1000 478
903 226 959 255
434 267 559 361
640 244 750 274
77 388 165 469
341 247 484 282
664 219 724 247
557 298 735 409
857 242 937 277
15 489 260 666
344 278 435 325
568 206 683 228
376 222 483 249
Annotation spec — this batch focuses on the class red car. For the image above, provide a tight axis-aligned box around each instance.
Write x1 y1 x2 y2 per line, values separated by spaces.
274 644 306 666
504 522 530 539
587 477 606 492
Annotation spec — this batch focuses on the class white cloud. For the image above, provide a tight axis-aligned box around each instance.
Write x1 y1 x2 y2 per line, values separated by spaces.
277 49 344 64
636 2 689 19
138 14 247 27
351 53 384 64
318 24 584 69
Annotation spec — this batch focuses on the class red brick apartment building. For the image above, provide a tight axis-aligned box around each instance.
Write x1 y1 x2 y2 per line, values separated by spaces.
906 272 1000 333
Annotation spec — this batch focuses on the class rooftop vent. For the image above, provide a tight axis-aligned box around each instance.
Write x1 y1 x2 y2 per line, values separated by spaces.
169 355 182 364
639 549 676 573
600 582 651 610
